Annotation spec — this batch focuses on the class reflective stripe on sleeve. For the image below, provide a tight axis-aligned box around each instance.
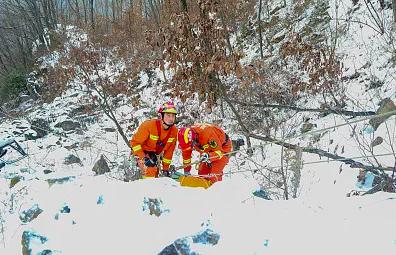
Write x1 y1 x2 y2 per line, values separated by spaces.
163 158 172 164
132 145 142 152
214 150 223 159
150 134 159 141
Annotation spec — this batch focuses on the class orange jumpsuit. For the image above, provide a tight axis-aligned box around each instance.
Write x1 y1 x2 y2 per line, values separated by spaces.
181 124 232 183
130 119 178 177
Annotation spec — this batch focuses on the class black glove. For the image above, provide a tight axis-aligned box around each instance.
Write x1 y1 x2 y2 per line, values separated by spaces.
161 170 171 177
144 157 156 167
162 165 176 177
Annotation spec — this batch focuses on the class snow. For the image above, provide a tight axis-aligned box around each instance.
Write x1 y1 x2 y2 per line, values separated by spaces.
1 1 396 254
1 175 396 255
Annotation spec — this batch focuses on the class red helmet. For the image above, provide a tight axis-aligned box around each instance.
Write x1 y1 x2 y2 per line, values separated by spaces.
178 127 196 149
158 101 177 114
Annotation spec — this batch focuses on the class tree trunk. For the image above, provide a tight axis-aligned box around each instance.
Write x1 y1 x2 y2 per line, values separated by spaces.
82 0 88 24
393 0 396 23
128 0 134 38
148 0 160 28
0 53 10 73
90 0 95 29
75 0 81 23
112 0 116 22
280 145 289 200
180 0 188 12
258 0 264 59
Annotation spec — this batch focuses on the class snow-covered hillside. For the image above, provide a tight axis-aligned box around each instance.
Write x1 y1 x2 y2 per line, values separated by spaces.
1 1 396 255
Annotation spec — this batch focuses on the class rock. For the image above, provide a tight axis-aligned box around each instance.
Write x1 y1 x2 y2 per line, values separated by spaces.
92 155 110 175
369 98 396 130
64 142 79 150
191 229 220 245
122 156 142 182
10 176 22 188
64 154 82 165
142 197 170 217
75 129 85 135
30 118 50 138
97 195 104 205
13 130 23 136
159 228 220 255
21 231 48 255
104 127 116 132
24 130 38 141
47 176 76 187
158 242 180 255
20 167 32 173
54 120 81 131
19 204 43 223
60 205 71 213
253 189 271 200
68 104 97 117
368 79 384 90
301 122 314 133
371 136 383 147
231 138 245 151
38 249 52 255
341 72 360 81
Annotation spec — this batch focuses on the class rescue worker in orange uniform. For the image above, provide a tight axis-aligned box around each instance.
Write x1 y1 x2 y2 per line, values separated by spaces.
178 124 232 184
130 101 178 177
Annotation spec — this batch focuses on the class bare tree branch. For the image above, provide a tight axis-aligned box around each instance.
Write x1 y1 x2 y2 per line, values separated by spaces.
230 99 375 117
248 133 394 175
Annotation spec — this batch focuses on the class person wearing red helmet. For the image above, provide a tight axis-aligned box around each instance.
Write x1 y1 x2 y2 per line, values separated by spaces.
178 124 232 185
130 101 178 178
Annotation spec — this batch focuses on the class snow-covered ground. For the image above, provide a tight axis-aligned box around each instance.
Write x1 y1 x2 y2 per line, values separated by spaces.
1 174 395 255
1 2 396 254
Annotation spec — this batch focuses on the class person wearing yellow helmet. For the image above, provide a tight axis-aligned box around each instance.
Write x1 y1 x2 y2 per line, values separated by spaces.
129 101 178 178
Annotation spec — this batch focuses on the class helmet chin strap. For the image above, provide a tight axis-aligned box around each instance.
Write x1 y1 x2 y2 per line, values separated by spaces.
160 113 175 129
162 119 174 129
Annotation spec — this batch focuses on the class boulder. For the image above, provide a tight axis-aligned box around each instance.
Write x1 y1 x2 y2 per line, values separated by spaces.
64 154 82 165
369 98 396 130
54 120 81 131
92 155 110 175
19 204 43 223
